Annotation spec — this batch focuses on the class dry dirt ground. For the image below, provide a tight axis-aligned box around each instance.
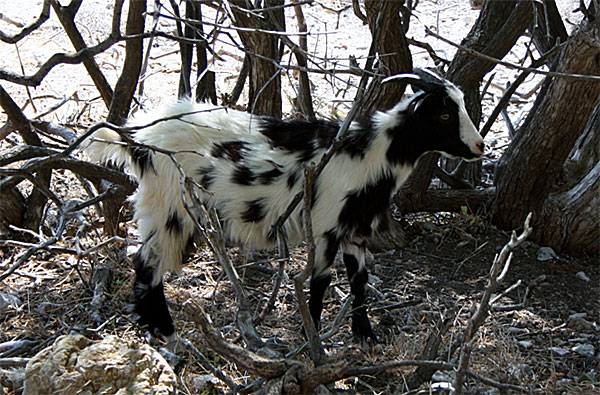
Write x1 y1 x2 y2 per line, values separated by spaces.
0 0 597 394
1 214 598 393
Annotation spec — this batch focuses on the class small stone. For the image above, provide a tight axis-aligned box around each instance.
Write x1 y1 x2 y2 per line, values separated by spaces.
569 312 587 320
432 370 455 383
557 378 572 386
537 247 558 261
517 340 533 349
192 374 218 392
575 271 590 282
572 344 595 358
369 274 382 285
508 327 527 335
508 363 532 378
548 347 569 356
421 222 436 232
579 370 597 383
0 293 22 314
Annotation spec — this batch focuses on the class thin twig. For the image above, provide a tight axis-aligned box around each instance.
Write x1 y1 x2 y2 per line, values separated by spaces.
294 163 326 365
178 336 239 392
425 26 600 81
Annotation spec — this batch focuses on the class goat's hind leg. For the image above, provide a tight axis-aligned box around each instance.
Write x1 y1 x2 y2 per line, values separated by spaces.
130 209 195 342
342 240 377 343
132 249 175 340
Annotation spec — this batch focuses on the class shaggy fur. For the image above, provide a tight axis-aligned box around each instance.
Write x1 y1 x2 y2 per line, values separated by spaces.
87 71 484 341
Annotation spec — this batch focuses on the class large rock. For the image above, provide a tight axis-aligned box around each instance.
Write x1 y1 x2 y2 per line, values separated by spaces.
24 334 176 395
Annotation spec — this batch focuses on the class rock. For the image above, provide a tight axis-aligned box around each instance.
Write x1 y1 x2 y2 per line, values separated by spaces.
192 374 218 392
572 344 596 358
432 370 455 383
579 370 597 383
547 347 569 356
569 312 587 320
507 327 528 335
369 274 382 285
24 334 176 395
575 271 590 282
0 293 22 314
537 247 558 261
34 302 60 314
508 363 532 378
517 340 533 349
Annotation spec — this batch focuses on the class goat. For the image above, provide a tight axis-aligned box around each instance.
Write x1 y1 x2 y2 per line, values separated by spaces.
87 69 484 343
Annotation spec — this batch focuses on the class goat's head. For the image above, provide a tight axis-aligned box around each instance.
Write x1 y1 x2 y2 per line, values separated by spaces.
384 69 484 162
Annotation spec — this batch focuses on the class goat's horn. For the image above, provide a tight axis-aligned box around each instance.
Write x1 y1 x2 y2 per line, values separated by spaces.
382 73 439 92
413 68 446 85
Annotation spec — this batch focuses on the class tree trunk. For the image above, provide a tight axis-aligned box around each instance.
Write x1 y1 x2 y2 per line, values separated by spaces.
0 86 51 232
359 0 412 117
104 0 146 237
194 3 217 104
176 0 194 98
395 0 533 212
492 17 600 252
529 0 568 55
557 100 600 189
536 161 599 253
106 0 146 125
0 187 25 235
291 0 315 119
441 0 534 185
229 0 284 118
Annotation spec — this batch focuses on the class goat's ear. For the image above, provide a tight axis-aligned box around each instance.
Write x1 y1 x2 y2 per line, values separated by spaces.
409 92 439 115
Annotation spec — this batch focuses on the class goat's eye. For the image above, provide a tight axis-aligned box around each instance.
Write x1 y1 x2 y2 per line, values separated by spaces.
440 113 451 121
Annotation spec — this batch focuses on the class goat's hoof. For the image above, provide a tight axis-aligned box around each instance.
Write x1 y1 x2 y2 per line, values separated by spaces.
353 327 379 348
352 318 378 344
355 333 378 352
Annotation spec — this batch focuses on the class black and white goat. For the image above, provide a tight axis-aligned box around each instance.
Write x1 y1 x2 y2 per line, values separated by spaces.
87 69 484 343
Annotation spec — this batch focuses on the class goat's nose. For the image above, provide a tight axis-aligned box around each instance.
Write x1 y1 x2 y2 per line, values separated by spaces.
475 141 485 154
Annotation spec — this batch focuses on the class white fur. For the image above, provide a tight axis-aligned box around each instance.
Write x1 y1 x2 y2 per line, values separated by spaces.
87 90 481 286
446 85 484 159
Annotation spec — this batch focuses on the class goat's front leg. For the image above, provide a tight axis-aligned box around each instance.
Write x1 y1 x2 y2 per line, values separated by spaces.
308 233 339 334
342 240 377 343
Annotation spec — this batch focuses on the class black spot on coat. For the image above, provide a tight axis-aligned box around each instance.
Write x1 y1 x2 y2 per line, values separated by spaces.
129 146 154 176
258 165 283 185
259 118 339 162
338 174 396 238
241 199 266 223
198 166 215 190
232 164 255 185
287 170 299 189
211 141 247 162
165 212 183 234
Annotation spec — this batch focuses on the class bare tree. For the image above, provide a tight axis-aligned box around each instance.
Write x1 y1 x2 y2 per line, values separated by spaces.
0 0 598 393
229 0 285 117
492 13 600 252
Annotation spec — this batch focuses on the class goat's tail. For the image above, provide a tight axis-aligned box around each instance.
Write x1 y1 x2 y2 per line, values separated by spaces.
86 127 131 170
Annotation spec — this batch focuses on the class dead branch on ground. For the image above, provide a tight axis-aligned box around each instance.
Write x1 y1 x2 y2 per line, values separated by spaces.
452 213 533 394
